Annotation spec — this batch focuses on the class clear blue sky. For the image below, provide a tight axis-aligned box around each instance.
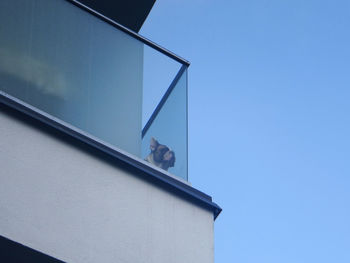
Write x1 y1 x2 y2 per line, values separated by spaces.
141 0 350 262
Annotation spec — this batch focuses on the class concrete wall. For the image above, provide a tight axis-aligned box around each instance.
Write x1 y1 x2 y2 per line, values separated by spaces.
0 109 214 263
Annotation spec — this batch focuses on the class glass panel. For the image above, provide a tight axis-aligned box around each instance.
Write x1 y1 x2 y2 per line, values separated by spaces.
142 45 181 128
0 0 143 156
142 68 188 180
0 0 188 180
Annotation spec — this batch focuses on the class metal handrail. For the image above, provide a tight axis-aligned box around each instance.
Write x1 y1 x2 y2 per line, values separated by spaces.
66 0 190 66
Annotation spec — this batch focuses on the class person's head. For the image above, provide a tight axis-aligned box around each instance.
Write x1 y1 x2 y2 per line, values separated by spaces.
163 150 175 168
153 144 169 163
150 137 159 153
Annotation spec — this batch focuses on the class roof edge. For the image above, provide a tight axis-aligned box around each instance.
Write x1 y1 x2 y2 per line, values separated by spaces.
65 0 190 66
0 91 221 220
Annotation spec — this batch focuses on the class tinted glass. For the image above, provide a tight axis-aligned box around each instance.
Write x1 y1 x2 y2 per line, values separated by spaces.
0 0 188 180
142 68 188 180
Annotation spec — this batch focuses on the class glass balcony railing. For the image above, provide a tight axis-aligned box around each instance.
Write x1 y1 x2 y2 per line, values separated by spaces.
0 0 188 180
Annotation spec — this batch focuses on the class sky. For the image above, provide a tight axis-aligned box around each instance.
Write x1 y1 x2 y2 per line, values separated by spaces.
140 0 350 262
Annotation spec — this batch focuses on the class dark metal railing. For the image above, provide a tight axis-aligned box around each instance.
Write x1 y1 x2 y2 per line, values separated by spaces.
66 0 190 66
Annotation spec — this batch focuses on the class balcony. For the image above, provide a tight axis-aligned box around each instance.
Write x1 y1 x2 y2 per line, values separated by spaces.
0 0 189 180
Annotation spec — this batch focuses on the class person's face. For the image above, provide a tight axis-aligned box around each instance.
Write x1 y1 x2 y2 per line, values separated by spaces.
163 151 173 161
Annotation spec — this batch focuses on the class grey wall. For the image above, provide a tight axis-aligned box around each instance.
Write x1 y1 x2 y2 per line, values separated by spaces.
0 109 214 263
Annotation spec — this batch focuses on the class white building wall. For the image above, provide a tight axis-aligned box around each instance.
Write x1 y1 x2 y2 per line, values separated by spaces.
0 110 214 263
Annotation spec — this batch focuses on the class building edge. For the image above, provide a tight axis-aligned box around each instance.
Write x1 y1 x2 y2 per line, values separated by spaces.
0 92 222 220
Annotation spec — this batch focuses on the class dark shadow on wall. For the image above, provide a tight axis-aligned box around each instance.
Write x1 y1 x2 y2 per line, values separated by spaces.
0 235 64 263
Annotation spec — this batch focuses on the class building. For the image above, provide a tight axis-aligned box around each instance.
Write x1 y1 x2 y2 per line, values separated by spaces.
0 0 221 262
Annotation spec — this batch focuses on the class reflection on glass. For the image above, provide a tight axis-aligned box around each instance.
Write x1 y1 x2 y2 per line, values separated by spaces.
142 68 188 180
0 0 143 156
142 45 181 127
0 0 188 181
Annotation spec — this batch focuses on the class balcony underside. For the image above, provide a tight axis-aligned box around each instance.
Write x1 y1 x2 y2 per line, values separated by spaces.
77 0 156 32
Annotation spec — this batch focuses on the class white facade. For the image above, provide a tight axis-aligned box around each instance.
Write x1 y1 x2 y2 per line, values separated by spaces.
0 109 215 263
